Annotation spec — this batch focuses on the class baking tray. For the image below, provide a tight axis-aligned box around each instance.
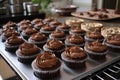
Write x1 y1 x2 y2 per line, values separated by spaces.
0 17 120 80
71 9 120 21
0 39 120 80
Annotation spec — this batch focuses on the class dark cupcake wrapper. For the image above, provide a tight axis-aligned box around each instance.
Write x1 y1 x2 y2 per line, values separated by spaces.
84 35 104 42
69 31 86 36
32 59 61 73
65 40 85 47
16 48 41 59
28 37 47 44
43 44 65 53
61 53 87 63
84 46 109 55
104 41 120 49
49 35 66 41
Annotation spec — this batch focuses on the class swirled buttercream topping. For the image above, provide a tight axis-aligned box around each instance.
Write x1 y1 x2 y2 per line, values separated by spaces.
50 29 65 38
86 29 103 39
64 46 87 59
66 34 84 44
36 51 59 68
46 39 64 50
87 40 107 52
6 34 24 45
19 42 39 56
22 27 37 35
31 32 47 41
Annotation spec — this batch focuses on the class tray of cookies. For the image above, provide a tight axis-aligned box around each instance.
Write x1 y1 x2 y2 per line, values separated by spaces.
71 9 120 20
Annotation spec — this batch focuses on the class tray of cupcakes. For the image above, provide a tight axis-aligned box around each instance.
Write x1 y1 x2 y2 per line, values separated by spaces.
0 17 120 80
71 9 120 20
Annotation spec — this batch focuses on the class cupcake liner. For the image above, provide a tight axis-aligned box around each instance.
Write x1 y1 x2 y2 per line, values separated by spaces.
104 41 120 49
43 44 65 53
16 48 41 59
43 45 65 58
84 46 109 55
104 41 120 52
84 35 104 42
33 71 60 79
69 31 86 37
61 53 87 68
49 35 66 41
40 29 53 34
28 38 47 44
61 53 87 63
32 59 61 73
65 40 85 47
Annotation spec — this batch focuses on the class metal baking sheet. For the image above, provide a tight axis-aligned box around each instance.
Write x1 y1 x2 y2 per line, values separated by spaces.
0 17 120 80
0 38 120 80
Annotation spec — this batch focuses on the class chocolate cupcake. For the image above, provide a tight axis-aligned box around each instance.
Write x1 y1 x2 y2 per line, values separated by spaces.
104 34 120 52
40 24 55 36
43 39 65 58
57 23 71 34
5 34 24 52
69 26 86 37
31 18 42 25
1 28 19 42
3 21 17 29
43 17 54 24
65 34 85 47
18 23 32 33
16 42 41 63
33 21 45 31
49 20 62 28
49 29 66 42
21 27 37 40
85 28 104 42
17 19 31 27
84 40 108 59
32 51 61 79
28 32 47 48
61 46 87 68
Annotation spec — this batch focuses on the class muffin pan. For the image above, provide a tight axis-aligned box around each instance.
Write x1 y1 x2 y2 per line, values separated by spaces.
71 9 120 21
0 18 120 80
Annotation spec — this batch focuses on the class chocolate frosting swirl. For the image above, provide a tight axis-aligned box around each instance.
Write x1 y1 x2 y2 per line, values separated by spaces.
19 42 39 56
22 27 37 35
6 34 24 45
86 29 103 39
46 39 64 50
34 22 44 28
41 24 55 31
58 23 70 29
66 34 84 44
50 20 61 26
19 24 32 30
107 34 120 46
18 19 31 26
3 21 16 28
87 40 108 52
2 28 18 37
31 32 47 41
64 46 87 59
31 18 42 24
36 51 59 68
50 29 65 38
